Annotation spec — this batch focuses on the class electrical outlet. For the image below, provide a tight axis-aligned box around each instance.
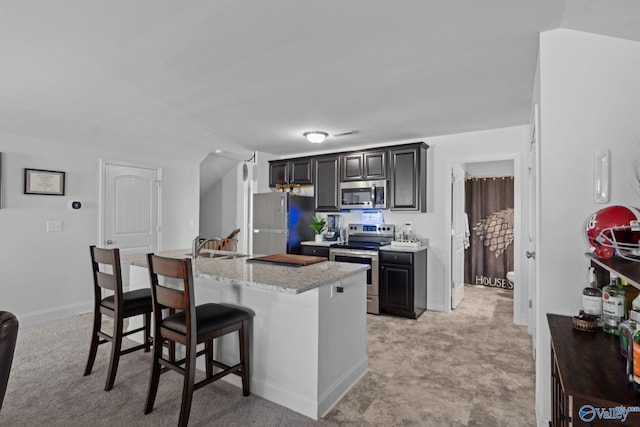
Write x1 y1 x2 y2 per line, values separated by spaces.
46 220 62 232
330 285 344 298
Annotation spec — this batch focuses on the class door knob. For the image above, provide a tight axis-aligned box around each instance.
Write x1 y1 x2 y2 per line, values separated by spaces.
526 251 536 259
105 240 115 245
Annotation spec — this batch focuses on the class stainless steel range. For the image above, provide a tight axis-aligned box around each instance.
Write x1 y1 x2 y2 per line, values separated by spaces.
329 223 395 314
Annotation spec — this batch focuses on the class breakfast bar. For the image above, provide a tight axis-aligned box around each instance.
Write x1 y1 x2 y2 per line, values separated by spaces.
122 251 369 420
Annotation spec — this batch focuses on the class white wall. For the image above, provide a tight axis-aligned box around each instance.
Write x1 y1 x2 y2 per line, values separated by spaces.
0 134 200 324
200 164 240 238
464 160 514 178
536 29 640 425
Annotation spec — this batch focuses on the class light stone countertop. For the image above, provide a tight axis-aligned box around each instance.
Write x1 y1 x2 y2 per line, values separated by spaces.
122 250 369 295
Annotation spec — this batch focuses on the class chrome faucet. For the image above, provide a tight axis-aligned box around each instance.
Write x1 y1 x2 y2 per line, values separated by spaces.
192 235 223 258
192 234 204 258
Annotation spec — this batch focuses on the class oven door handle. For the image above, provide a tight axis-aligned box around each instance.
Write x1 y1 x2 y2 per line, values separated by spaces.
330 249 378 259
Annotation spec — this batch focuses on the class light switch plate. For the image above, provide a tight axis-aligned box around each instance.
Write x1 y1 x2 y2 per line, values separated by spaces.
46 220 62 232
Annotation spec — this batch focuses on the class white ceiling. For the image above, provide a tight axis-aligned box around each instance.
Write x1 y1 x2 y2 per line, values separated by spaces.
2 1 640 160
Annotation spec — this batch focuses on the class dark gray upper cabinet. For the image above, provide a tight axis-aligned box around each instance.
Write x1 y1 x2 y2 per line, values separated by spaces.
271 142 428 212
313 155 340 211
269 160 289 187
340 150 387 182
269 157 313 187
389 143 428 212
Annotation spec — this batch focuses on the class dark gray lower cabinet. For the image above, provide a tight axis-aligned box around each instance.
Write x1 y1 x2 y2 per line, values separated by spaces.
301 244 330 258
380 249 427 319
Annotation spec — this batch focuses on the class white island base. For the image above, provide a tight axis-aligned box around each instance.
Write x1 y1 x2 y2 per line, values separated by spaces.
129 264 368 420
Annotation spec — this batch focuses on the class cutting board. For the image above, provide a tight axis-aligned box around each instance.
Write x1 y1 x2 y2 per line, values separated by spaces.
246 253 327 267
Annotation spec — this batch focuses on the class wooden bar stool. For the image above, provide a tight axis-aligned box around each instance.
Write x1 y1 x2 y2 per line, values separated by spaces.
84 246 153 391
144 254 253 427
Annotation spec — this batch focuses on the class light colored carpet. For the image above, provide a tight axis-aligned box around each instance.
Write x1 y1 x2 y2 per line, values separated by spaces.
1 285 534 426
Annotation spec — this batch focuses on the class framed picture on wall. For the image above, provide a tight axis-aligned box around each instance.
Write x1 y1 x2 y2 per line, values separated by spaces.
24 168 66 196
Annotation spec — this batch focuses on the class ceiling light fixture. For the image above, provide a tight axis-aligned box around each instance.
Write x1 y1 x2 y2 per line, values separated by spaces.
303 131 328 144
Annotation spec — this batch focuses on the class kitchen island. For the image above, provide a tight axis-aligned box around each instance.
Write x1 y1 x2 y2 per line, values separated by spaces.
122 250 369 420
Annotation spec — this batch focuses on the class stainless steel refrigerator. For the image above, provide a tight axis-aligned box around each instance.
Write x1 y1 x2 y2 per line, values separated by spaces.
252 192 314 255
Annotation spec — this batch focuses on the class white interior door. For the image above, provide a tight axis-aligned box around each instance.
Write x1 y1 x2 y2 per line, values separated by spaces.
451 165 466 309
527 104 540 349
101 161 161 256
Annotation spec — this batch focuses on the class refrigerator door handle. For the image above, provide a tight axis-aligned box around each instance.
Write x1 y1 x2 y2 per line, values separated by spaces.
253 229 288 234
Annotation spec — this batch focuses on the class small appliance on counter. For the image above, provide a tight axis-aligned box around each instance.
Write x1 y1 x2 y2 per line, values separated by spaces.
324 214 342 241
391 223 422 248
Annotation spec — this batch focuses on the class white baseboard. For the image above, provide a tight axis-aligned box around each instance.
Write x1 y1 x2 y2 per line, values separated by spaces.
18 302 92 326
318 356 368 418
221 357 368 420
249 374 319 419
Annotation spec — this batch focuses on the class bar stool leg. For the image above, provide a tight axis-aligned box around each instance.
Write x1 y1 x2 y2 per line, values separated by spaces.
178 344 197 427
143 312 151 352
205 340 214 378
84 311 102 376
105 315 124 391
144 335 163 415
240 319 251 396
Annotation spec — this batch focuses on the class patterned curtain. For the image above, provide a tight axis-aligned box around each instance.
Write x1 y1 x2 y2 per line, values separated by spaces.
464 177 514 289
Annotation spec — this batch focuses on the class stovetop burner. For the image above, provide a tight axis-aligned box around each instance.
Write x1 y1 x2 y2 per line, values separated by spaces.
330 223 395 251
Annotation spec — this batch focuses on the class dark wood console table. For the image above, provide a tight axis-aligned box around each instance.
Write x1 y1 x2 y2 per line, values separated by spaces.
548 313 640 426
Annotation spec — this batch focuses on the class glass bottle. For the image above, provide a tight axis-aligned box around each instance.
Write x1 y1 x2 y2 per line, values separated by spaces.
624 279 640 315
620 319 638 382
602 272 626 335
582 266 602 325
633 329 640 395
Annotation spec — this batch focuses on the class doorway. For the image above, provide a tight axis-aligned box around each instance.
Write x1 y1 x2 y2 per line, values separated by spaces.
199 150 254 253
447 156 526 325
464 173 514 290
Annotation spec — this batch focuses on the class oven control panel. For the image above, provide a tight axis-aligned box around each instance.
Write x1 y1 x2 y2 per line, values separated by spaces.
347 223 395 237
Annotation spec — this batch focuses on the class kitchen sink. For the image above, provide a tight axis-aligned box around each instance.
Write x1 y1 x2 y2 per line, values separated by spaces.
222 254 249 259
184 252 248 260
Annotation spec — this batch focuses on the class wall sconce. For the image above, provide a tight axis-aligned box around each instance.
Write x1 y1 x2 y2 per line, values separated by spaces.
303 131 328 144
593 148 610 203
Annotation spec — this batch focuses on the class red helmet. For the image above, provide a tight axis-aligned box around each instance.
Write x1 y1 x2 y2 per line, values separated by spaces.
586 205 640 261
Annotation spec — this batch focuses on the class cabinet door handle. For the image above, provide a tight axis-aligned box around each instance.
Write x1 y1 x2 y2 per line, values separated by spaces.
526 251 536 259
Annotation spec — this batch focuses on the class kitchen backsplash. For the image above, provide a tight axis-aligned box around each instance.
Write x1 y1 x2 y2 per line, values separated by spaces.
317 210 429 243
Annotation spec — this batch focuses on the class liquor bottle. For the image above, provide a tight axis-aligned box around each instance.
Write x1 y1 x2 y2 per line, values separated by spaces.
620 319 637 382
582 266 602 324
602 273 626 335
633 328 640 395
631 292 640 323
624 279 640 315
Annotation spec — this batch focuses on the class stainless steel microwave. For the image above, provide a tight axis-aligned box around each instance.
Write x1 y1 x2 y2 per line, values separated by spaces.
339 179 387 209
